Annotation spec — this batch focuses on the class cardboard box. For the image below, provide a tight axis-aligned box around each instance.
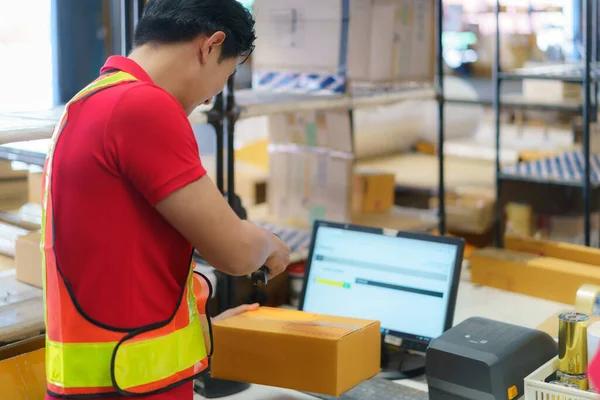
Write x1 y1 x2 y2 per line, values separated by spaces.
429 193 494 234
352 168 395 214
0 179 28 209
0 160 27 180
268 109 353 154
504 235 600 266
523 79 581 104
0 335 46 400
476 33 539 73
548 213 600 247
505 202 534 237
211 307 380 396
352 205 437 232
28 169 43 205
15 231 42 288
470 248 600 305
0 221 29 257
268 145 354 227
206 162 268 206
0 160 28 206
504 200 600 247
252 0 434 85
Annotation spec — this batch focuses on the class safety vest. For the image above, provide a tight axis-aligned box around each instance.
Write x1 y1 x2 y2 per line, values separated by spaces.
41 70 212 398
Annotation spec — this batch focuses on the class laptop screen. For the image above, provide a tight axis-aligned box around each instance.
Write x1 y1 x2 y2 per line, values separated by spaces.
301 222 463 344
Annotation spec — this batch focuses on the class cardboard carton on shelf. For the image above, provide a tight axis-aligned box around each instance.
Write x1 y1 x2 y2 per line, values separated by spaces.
548 212 600 247
15 231 42 288
0 179 28 211
268 145 354 228
28 167 43 205
505 199 600 248
352 168 395 214
252 0 435 85
475 33 540 74
0 160 27 180
268 109 353 154
351 205 437 233
204 156 268 206
429 192 494 235
211 307 380 396
505 202 534 237
262 107 355 222
0 160 29 211
0 221 29 258
523 79 581 104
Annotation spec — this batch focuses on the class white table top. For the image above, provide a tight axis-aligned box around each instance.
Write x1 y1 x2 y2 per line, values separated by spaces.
195 280 570 400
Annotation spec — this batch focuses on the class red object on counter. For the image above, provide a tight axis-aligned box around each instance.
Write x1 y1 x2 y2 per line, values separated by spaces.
589 350 600 391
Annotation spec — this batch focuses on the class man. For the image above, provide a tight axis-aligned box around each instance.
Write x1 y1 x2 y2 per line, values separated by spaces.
42 1 290 399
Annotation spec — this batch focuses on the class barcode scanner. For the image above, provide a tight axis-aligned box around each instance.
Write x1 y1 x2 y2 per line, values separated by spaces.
251 233 282 286
251 266 269 286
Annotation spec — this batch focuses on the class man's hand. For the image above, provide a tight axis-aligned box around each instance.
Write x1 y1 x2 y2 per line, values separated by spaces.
213 303 259 323
264 232 291 280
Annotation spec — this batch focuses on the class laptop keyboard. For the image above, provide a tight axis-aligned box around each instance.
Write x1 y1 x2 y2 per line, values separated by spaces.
306 377 428 400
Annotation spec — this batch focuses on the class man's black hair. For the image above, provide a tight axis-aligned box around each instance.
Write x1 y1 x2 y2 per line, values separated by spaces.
134 0 256 60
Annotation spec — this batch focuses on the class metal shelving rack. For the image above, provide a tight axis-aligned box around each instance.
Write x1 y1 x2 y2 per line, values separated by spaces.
224 0 447 236
492 0 600 247
0 0 447 308
210 0 447 309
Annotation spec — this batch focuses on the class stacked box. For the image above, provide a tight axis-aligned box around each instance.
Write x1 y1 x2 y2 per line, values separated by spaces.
252 0 435 87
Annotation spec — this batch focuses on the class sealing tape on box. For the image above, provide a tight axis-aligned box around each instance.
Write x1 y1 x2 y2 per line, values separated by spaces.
575 284 600 315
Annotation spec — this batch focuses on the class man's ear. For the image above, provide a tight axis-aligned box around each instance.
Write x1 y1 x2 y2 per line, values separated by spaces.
199 31 226 64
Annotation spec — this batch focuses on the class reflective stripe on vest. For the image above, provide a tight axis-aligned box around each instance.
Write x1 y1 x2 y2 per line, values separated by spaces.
42 70 211 397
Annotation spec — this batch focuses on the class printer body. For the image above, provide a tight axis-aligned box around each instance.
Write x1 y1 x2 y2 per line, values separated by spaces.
426 317 557 400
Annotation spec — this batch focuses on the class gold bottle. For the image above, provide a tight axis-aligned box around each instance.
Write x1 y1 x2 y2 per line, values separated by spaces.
558 312 589 390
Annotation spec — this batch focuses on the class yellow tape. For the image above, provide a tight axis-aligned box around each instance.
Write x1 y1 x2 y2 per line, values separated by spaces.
575 284 600 314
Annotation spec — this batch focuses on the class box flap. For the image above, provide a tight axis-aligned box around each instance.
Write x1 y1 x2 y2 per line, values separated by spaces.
0 335 46 400
0 335 45 361
214 307 377 340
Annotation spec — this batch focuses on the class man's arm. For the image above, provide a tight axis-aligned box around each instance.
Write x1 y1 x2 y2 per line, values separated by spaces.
156 175 274 276
105 85 290 277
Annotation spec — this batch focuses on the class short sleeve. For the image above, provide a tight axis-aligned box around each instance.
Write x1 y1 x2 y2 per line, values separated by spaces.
104 84 206 206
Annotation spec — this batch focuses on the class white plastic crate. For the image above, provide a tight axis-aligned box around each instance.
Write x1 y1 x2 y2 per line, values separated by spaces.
525 357 599 400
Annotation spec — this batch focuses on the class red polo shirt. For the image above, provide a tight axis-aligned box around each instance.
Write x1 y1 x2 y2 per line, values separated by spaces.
46 56 206 400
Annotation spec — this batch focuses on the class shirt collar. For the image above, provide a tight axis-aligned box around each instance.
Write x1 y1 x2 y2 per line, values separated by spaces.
100 56 154 83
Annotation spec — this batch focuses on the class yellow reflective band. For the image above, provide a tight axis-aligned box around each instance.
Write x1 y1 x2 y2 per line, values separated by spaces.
71 71 137 103
114 316 206 389
46 316 207 389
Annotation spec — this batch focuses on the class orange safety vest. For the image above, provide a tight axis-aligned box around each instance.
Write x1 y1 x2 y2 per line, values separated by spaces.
41 70 213 398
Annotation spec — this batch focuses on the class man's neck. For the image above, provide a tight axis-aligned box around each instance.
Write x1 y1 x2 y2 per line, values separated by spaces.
128 45 195 113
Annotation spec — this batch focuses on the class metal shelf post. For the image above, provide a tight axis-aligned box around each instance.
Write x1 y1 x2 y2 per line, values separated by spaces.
583 0 593 246
436 0 446 235
493 0 502 247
